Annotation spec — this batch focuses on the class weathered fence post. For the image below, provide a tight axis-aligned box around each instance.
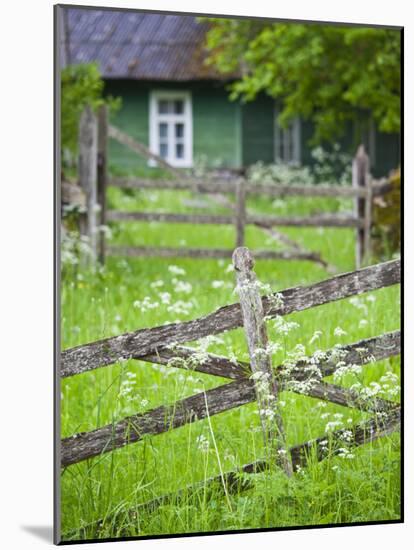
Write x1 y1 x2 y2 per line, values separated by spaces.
97 105 108 265
235 179 246 248
364 173 373 263
78 105 98 262
232 247 293 476
352 144 371 268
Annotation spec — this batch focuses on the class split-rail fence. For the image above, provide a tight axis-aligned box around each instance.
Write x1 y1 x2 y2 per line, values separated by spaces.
60 251 401 536
76 106 393 270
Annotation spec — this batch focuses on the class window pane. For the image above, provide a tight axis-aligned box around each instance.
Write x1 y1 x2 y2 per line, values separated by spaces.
175 123 184 138
174 100 184 114
159 123 168 139
158 100 170 114
160 143 168 159
176 143 184 159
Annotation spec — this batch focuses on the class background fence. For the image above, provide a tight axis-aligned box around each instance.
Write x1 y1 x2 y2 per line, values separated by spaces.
74 106 393 270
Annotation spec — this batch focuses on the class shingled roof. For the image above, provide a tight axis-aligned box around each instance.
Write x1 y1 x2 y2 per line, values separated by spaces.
61 7 233 81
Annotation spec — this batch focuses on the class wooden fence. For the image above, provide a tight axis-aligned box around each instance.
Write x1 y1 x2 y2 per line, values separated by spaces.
61 252 401 535
77 105 393 269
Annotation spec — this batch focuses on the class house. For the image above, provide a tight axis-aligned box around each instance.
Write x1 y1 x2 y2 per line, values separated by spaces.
61 7 400 177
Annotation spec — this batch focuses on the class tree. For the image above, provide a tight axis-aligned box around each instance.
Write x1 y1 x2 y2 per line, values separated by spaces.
61 63 121 165
203 19 401 143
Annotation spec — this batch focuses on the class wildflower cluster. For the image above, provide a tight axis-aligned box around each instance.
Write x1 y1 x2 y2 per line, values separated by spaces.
196 434 210 454
132 264 195 320
117 369 149 415
61 230 94 267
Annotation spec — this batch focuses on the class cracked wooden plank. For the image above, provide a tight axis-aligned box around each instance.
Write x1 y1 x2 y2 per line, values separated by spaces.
61 378 256 467
301 381 397 414
106 246 319 261
61 331 400 467
137 331 400 383
61 259 400 377
137 346 249 380
233 247 292 475
108 177 385 198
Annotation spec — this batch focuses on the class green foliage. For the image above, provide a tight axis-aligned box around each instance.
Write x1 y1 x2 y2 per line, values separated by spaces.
61 63 121 164
247 144 352 186
203 19 401 143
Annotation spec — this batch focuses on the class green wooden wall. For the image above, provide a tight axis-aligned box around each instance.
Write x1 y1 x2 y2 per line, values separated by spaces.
104 80 400 177
193 84 242 169
241 95 274 165
104 80 149 171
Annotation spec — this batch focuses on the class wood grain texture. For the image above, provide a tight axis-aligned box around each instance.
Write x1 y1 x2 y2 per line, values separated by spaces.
61 260 400 377
108 176 387 198
61 330 400 466
61 379 256 467
97 105 108 264
106 246 321 261
137 346 249 380
233 247 292 475
107 211 235 224
108 125 182 177
106 210 361 228
353 145 370 268
235 180 246 247
78 106 98 259
137 331 400 383
247 213 363 228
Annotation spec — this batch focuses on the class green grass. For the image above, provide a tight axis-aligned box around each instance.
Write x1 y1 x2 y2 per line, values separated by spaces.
60 186 401 541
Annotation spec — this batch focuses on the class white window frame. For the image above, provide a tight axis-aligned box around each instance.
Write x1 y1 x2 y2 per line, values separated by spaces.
149 90 193 168
274 106 301 165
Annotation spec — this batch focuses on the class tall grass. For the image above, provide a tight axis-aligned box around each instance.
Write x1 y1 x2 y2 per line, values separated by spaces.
60 188 400 541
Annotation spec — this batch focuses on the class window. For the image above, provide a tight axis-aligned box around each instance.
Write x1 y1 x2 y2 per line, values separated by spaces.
149 91 193 167
274 107 301 164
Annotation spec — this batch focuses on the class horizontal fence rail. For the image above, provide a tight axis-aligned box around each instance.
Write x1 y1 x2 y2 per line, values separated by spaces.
106 246 323 262
109 176 390 199
61 259 400 378
61 330 400 467
107 210 363 228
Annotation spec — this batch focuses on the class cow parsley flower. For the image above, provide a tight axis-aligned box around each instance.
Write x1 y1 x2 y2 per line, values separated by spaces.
209 280 223 290
168 265 186 276
334 326 347 337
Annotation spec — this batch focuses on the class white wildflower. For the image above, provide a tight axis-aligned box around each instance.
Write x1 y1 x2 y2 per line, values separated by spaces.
334 326 347 337
159 292 171 304
150 280 164 289
168 265 186 276
173 280 192 294
211 280 225 289
196 434 210 453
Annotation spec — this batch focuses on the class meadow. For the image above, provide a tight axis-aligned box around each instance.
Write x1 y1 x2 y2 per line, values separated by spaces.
60 183 401 541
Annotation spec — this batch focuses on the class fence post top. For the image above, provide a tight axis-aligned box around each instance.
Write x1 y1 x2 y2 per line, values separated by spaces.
232 247 254 272
356 144 369 161
81 104 94 120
